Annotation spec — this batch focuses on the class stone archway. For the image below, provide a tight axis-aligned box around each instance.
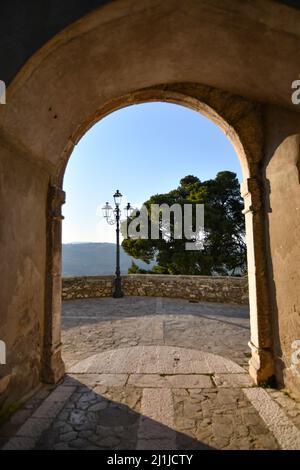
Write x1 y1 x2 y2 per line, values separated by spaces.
1 0 300 411
44 83 273 388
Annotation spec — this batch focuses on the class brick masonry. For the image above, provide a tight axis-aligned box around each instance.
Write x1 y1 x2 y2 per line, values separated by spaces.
62 275 249 305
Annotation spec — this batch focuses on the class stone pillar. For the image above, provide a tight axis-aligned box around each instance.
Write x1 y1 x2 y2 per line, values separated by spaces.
241 177 275 383
42 184 65 383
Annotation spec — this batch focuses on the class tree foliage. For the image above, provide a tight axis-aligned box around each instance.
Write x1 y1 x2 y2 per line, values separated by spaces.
122 171 246 276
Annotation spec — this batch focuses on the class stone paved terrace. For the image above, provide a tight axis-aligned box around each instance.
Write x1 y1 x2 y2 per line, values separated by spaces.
1 297 300 450
61 296 251 369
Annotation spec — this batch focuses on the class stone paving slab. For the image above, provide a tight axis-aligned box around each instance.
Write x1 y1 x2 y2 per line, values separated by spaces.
69 346 245 375
15 417 53 438
2 437 37 451
137 389 176 450
127 373 213 389
2 386 77 450
266 389 300 429
213 374 254 388
243 388 300 450
89 374 128 387
32 386 76 419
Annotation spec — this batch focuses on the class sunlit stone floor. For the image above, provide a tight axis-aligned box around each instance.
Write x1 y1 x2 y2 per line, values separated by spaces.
61 296 251 370
1 298 300 450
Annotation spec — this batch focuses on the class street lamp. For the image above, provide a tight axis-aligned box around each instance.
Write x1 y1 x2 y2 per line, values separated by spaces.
102 191 133 298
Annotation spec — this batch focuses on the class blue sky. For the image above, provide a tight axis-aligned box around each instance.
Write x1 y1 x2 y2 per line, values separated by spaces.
62 102 242 243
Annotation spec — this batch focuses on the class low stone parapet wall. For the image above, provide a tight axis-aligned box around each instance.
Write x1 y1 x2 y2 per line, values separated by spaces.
62 274 249 305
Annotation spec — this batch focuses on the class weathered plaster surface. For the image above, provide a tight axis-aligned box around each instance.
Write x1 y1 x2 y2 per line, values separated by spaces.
0 141 49 410
263 106 300 398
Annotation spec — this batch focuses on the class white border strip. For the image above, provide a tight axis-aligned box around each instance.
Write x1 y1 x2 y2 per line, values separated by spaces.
137 388 176 450
2 385 76 450
243 387 300 450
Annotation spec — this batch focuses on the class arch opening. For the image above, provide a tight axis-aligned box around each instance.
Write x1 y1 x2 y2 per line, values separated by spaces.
39 90 273 393
60 100 250 371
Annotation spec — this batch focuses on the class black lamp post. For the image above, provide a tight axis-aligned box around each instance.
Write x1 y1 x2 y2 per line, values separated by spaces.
102 191 133 298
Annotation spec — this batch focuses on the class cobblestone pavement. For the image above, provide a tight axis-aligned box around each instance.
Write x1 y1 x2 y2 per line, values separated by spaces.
1 298 300 450
61 297 251 369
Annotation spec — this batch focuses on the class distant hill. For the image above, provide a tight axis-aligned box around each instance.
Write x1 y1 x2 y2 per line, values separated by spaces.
62 242 153 276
